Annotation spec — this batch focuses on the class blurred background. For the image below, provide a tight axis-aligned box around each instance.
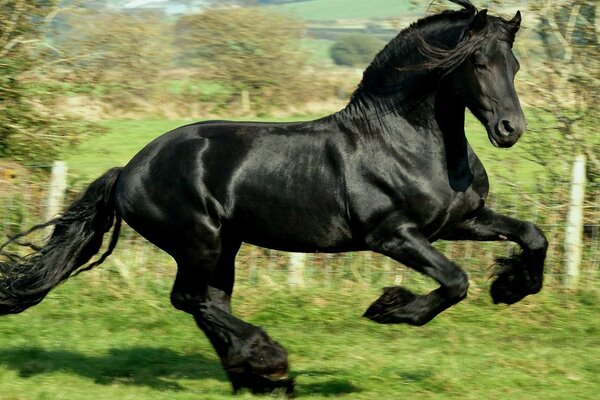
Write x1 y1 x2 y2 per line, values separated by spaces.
0 1 598 399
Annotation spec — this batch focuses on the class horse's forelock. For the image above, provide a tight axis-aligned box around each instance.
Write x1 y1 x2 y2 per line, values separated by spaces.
407 15 485 74
495 12 522 45
412 11 521 75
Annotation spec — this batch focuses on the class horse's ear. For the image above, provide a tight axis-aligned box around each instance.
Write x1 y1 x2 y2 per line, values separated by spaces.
470 9 488 33
509 10 522 32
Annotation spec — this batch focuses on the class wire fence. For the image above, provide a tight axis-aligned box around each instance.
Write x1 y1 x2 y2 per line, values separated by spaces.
1 164 598 294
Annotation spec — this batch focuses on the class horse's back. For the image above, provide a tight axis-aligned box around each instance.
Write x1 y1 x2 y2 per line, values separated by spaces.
114 120 355 254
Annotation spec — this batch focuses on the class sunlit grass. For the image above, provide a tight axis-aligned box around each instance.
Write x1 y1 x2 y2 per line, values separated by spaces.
0 272 598 399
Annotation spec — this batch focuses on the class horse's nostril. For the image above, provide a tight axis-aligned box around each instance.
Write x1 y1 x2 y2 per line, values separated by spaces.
501 120 515 135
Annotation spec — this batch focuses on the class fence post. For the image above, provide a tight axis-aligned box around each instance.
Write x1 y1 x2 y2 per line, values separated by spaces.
288 252 306 287
45 161 68 221
564 154 586 289
241 89 251 114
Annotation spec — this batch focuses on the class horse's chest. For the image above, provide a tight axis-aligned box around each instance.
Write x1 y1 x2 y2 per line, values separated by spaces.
405 177 486 236
444 188 485 223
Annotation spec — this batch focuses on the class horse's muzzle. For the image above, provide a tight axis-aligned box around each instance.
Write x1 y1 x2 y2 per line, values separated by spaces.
490 116 526 148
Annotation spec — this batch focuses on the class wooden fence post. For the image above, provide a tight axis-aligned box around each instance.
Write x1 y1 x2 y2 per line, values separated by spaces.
288 252 306 287
241 89 251 114
564 154 586 289
45 161 68 221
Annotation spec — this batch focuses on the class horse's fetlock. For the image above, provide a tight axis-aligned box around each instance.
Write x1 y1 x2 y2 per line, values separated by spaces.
170 290 203 313
447 271 469 300
524 223 548 253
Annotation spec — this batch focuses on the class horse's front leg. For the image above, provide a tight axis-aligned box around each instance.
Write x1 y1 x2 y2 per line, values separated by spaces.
364 224 470 326
442 207 548 304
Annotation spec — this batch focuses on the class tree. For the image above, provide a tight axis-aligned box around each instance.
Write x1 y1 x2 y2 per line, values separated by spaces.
522 0 599 183
49 8 173 93
0 0 85 163
175 7 308 109
330 34 385 67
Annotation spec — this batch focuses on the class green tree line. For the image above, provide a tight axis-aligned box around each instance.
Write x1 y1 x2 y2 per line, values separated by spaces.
0 2 319 163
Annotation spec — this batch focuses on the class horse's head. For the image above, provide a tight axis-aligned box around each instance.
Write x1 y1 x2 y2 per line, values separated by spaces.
450 9 526 148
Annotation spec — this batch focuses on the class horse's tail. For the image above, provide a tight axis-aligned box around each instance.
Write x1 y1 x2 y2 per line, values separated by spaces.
0 167 123 315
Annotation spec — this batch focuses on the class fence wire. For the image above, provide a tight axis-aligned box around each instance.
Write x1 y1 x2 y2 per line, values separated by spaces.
1 167 598 292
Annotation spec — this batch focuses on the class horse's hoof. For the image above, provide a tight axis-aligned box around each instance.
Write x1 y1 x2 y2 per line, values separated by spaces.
363 286 418 324
491 258 542 305
262 375 295 397
230 372 295 397
490 270 529 305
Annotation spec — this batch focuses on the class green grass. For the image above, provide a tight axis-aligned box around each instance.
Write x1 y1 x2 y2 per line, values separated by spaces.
268 0 417 21
302 38 335 65
62 112 546 189
0 271 598 399
63 117 321 183
63 119 194 184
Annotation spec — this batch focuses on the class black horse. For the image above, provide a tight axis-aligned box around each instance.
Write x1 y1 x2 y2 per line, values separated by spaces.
0 0 547 395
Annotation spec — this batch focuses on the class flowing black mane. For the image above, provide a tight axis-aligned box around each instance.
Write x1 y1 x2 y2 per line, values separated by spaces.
350 8 474 105
349 1 518 110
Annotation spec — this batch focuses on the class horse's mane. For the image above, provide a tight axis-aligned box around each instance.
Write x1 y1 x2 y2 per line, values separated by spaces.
349 0 516 109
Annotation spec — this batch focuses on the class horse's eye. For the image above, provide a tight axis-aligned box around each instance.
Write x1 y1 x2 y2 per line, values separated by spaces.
474 62 487 70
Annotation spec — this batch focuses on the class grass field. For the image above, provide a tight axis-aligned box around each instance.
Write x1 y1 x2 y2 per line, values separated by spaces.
62 113 546 189
0 270 598 400
268 0 418 21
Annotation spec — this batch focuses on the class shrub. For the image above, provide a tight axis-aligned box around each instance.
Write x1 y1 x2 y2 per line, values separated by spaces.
330 34 385 67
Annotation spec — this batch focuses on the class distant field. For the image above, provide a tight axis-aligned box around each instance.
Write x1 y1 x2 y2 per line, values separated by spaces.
63 119 193 184
62 113 545 189
302 38 335 65
268 0 418 21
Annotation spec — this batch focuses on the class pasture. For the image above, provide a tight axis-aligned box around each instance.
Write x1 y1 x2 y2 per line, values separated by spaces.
268 0 417 21
62 115 546 186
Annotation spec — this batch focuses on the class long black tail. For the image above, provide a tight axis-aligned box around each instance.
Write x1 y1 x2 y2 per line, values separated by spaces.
0 167 123 315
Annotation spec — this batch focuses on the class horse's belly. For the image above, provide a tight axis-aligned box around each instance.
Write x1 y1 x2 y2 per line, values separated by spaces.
230 210 356 253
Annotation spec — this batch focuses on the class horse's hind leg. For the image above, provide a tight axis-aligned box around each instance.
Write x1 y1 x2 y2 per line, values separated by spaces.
364 225 469 326
170 236 294 396
442 207 548 305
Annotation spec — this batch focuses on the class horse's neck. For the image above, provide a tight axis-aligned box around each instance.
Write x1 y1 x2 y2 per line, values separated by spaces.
336 87 478 190
343 73 437 122
340 86 464 143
